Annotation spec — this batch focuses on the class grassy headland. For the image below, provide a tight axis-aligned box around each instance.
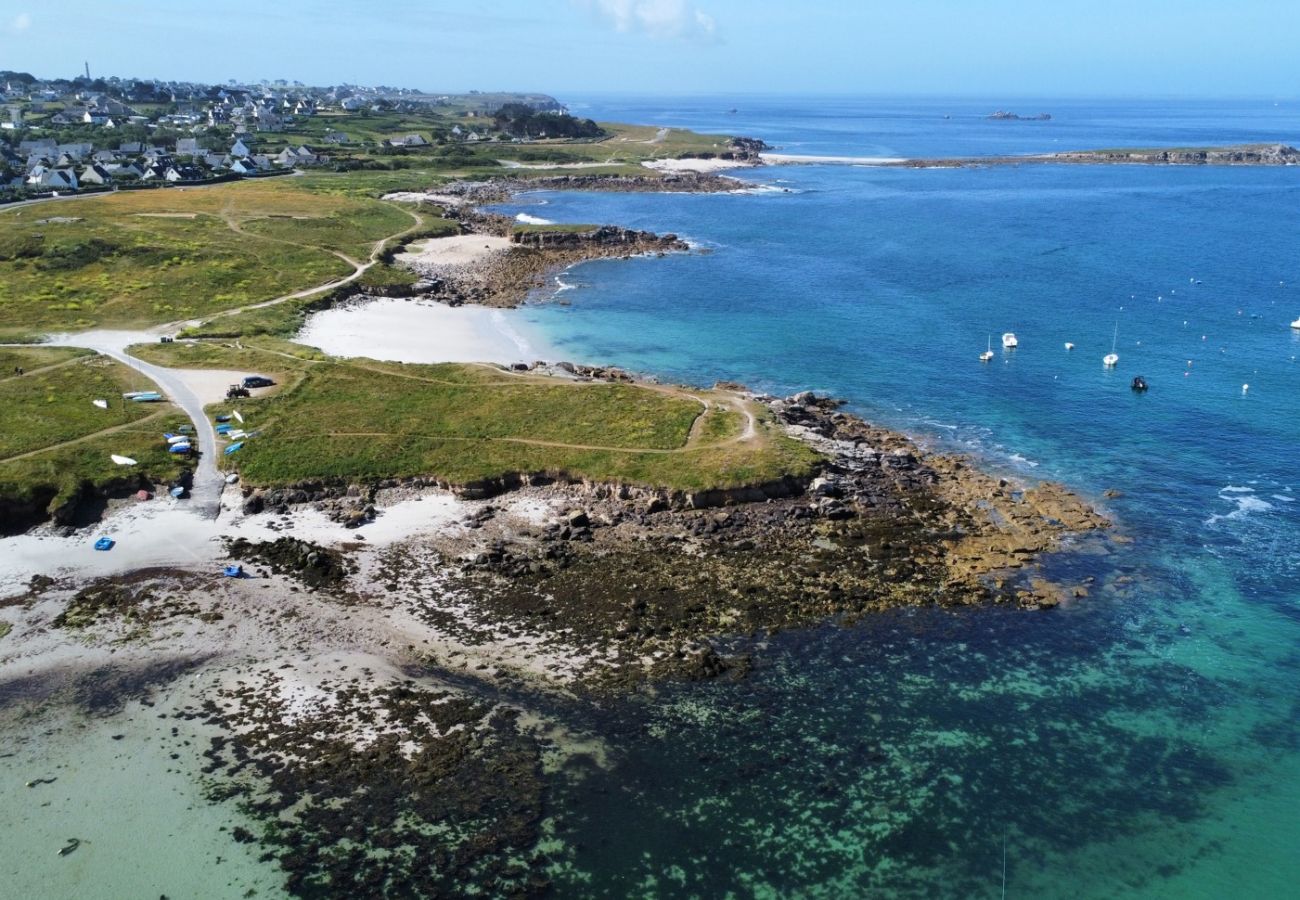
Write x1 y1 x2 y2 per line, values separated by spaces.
132 339 821 494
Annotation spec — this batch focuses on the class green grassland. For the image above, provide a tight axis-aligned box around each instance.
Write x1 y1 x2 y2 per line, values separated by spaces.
0 179 418 338
0 353 193 516
0 345 93 373
0 353 160 458
130 340 821 493
0 418 193 517
511 223 601 235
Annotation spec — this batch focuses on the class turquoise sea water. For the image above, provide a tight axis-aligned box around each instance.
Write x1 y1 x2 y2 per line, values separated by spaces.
493 98 1300 896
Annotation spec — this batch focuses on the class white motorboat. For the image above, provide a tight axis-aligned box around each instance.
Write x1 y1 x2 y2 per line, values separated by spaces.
1103 323 1119 367
980 336 995 362
1064 342 1075 351
1291 316 1300 329
1002 332 1018 349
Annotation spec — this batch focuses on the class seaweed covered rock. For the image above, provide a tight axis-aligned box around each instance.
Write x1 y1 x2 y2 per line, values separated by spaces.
224 537 353 589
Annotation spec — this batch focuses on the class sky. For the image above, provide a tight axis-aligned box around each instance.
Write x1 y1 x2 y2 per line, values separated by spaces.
4 1 1299 98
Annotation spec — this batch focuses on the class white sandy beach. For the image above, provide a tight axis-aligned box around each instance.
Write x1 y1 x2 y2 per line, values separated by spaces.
760 152 908 166
641 157 757 174
381 191 468 207
497 160 613 170
0 487 469 593
295 297 550 365
395 233 513 269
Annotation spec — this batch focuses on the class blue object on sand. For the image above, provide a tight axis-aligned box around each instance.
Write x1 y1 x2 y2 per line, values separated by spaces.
223 564 243 577
224 441 244 455
170 485 186 498
94 537 115 551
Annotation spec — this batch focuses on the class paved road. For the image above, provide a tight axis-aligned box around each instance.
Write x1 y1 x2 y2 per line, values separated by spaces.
46 330 225 518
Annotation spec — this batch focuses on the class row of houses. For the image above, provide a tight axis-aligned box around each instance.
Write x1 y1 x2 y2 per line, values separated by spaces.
3 136 327 193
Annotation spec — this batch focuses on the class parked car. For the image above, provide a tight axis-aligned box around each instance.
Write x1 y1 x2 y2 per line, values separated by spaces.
242 375 275 388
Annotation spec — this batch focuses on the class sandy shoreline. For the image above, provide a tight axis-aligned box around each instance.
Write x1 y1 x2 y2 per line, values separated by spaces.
296 296 552 365
394 233 514 269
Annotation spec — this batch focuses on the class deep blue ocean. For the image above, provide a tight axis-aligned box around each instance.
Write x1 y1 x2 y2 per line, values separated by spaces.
490 97 1300 897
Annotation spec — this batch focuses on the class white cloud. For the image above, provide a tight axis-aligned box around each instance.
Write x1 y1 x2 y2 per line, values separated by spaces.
10 12 31 32
576 0 718 41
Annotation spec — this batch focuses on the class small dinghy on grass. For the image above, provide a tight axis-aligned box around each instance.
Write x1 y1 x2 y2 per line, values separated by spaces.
131 392 163 403
224 441 244 455
92 399 108 409
215 415 232 423
215 424 233 435
110 454 137 466
93 537 115 551
165 434 189 445
233 410 245 424
168 442 192 454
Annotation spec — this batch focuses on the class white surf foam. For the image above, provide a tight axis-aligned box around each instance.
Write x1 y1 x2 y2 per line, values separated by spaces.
515 213 555 226
1206 491 1275 526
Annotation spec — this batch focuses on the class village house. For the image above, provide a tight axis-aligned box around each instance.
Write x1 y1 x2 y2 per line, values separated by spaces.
79 164 113 185
27 168 79 190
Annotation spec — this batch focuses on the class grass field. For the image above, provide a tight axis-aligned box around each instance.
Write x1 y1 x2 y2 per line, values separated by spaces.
0 350 193 516
511 223 601 235
130 340 821 493
0 179 417 338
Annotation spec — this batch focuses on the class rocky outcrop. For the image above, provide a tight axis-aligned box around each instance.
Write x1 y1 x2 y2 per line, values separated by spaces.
1049 143 1299 165
390 206 690 308
509 224 686 252
902 143 1300 169
989 110 1052 121
438 171 740 204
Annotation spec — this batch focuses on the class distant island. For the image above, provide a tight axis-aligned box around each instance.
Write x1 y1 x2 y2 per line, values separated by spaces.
988 110 1052 121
